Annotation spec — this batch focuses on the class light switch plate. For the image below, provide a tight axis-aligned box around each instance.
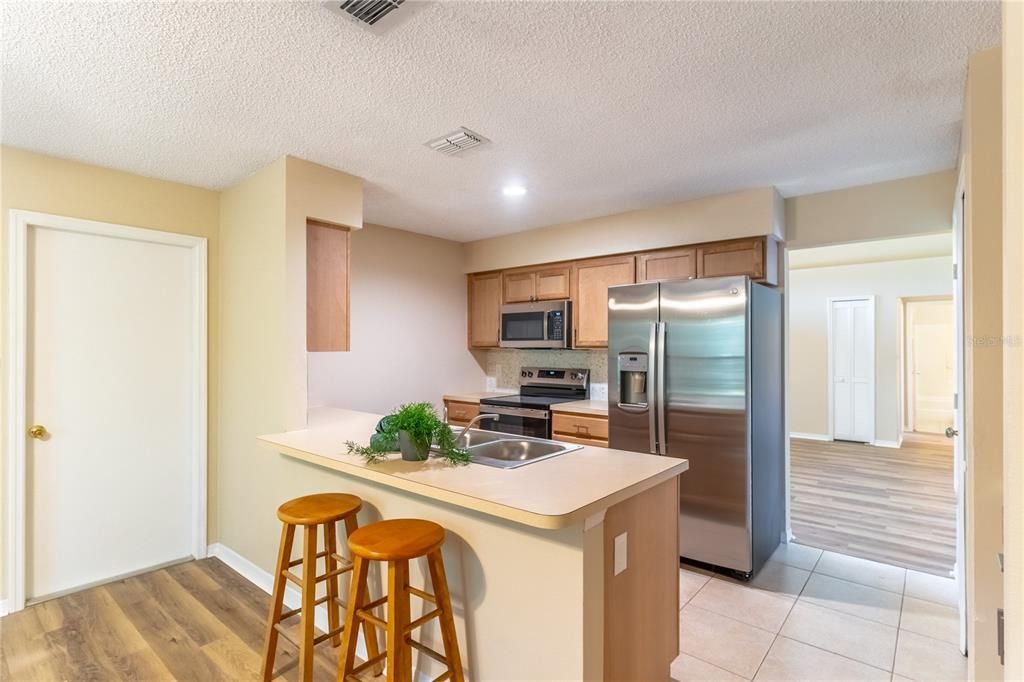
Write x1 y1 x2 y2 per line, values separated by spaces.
614 532 628 575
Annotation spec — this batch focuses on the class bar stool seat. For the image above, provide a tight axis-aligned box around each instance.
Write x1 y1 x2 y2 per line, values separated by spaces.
277 492 362 525
337 519 464 682
347 519 445 561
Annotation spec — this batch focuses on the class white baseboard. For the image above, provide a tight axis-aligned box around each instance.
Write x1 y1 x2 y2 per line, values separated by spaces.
790 432 832 442
0 599 8 617
207 543 368 659
872 439 901 449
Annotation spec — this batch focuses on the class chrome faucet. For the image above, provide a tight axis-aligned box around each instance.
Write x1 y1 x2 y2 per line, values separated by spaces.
454 414 499 445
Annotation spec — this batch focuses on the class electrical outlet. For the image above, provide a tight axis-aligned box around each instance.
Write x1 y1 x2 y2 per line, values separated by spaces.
614 532 628 575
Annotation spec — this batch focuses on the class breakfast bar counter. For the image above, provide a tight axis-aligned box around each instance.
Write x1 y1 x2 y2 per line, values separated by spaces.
260 407 687 681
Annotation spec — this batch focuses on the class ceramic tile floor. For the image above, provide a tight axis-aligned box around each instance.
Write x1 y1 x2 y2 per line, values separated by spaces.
672 543 966 682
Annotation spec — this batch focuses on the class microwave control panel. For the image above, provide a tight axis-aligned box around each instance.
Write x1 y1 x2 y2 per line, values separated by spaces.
547 310 564 340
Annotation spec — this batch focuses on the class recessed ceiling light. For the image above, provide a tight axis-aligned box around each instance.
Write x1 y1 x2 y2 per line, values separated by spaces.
502 184 527 198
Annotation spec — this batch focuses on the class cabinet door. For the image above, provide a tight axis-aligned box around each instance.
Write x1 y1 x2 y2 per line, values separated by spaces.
503 270 536 303
468 273 502 348
535 265 571 300
696 237 765 280
571 255 636 348
637 247 697 283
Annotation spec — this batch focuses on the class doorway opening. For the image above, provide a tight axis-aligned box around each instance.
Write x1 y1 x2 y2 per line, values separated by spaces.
785 233 959 577
901 296 956 444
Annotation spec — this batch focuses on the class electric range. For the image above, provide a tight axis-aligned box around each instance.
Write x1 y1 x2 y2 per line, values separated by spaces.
479 367 589 439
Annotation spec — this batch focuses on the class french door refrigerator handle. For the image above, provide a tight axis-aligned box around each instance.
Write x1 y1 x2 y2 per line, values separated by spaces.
648 320 658 454
657 321 667 455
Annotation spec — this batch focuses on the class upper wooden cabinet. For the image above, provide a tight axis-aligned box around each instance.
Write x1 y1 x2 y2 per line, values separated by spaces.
571 255 636 348
696 236 778 284
502 264 571 303
468 272 502 348
637 247 697 283
306 220 350 352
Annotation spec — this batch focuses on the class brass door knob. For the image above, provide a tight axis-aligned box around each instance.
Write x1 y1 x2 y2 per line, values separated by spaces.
28 425 48 440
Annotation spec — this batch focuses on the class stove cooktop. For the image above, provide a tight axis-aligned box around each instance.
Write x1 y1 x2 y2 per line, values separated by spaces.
479 394 580 409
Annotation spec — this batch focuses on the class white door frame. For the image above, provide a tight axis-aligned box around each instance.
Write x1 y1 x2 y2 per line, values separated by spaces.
826 295 876 443
952 177 968 654
4 209 208 614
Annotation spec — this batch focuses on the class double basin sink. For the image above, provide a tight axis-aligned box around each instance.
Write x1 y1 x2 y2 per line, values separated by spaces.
432 428 582 469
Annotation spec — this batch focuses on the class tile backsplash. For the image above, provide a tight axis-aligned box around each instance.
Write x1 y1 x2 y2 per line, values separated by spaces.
482 349 608 400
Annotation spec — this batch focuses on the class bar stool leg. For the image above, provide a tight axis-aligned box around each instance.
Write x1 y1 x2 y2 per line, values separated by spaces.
262 522 295 682
344 515 384 675
299 524 318 682
324 521 342 647
338 555 370 682
386 560 412 682
427 550 465 682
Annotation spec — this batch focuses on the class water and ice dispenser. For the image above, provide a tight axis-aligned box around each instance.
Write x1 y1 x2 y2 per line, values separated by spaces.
617 352 649 407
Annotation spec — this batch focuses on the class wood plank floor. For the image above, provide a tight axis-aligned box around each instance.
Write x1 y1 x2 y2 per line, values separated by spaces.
790 437 956 576
0 558 381 682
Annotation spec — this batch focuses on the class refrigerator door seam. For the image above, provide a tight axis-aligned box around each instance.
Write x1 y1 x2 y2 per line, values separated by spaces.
648 320 658 454
657 321 667 455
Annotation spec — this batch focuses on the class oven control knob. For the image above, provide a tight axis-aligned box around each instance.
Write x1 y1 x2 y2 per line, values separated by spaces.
521 371 527 377
528 371 534 377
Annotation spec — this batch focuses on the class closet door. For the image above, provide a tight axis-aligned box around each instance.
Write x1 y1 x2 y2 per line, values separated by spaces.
831 298 874 443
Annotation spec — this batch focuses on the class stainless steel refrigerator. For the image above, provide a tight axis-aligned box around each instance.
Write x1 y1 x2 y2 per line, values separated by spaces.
608 275 784 577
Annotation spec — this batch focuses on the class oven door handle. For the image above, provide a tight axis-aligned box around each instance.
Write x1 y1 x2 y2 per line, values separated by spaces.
483 404 550 420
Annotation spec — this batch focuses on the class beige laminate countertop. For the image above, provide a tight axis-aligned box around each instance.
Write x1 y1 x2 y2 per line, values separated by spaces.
260 408 686 530
441 391 515 403
550 399 609 417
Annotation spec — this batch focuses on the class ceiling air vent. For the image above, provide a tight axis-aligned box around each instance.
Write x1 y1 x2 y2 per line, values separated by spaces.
425 127 490 156
336 0 403 26
323 0 412 31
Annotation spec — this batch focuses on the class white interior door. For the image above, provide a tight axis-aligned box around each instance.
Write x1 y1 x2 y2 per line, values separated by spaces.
26 221 198 601
906 299 955 434
831 298 875 443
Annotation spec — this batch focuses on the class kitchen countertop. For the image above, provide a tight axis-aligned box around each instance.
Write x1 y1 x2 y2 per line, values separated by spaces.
441 390 514 403
260 408 686 529
550 399 609 417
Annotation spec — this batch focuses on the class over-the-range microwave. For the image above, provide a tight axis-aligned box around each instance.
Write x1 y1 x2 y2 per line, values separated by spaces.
499 300 572 349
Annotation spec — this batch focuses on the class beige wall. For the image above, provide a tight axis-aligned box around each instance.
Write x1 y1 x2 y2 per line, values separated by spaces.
306 223 486 414
961 46 1004 682
1002 3 1023 678
283 157 364 429
788 256 952 444
0 145 221 600
462 187 781 273
785 170 957 250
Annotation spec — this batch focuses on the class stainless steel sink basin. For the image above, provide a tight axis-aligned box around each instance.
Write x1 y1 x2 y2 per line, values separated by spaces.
452 428 504 448
434 429 582 469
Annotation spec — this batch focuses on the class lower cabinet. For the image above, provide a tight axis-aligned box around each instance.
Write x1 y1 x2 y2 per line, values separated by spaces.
552 412 609 447
444 400 479 426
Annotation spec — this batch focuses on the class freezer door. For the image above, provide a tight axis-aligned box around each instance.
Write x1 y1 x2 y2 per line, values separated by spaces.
608 282 660 454
660 277 752 572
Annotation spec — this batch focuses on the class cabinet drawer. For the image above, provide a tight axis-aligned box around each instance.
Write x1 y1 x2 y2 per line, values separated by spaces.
445 400 479 425
552 412 609 440
554 433 609 447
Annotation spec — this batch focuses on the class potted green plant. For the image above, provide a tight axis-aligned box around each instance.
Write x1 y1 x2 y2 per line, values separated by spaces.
345 402 471 465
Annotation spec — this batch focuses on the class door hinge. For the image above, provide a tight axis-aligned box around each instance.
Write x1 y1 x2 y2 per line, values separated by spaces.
953 392 958 410
953 263 958 280
997 607 1005 665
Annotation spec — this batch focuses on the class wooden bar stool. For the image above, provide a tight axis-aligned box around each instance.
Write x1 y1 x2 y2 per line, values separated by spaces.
261 493 381 682
336 519 464 682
